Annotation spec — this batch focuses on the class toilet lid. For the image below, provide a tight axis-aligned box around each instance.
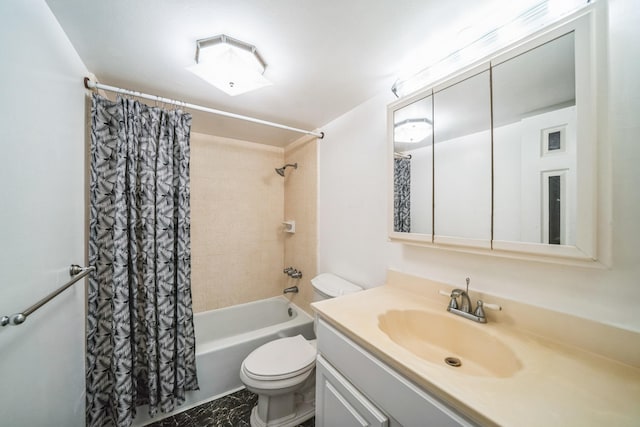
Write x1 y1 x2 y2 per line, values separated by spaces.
243 335 316 381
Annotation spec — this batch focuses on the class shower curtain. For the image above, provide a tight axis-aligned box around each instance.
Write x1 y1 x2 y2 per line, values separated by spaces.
394 157 411 232
86 94 198 427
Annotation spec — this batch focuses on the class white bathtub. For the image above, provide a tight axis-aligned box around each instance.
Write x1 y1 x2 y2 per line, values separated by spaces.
134 296 315 426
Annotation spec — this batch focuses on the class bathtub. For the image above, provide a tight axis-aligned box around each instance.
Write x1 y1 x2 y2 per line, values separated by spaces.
134 296 315 426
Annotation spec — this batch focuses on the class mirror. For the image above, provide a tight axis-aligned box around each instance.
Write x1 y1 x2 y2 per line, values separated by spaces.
389 12 595 260
433 70 492 244
392 95 433 235
493 32 576 246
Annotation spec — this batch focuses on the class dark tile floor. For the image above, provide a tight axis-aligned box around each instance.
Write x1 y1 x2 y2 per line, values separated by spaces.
147 388 314 427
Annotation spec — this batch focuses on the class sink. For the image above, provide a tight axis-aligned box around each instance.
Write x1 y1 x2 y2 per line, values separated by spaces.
378 309 522 378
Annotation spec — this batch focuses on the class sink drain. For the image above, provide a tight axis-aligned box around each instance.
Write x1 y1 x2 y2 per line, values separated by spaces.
444 357 462 367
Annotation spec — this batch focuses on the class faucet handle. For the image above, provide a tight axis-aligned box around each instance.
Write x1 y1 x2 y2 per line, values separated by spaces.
474 300 502 320
473 300 486 319
479 300 502 311
439 289 460 310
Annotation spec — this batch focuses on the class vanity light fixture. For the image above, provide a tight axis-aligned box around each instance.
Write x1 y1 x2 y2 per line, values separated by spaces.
394 118 432 143
187 34 272 96
392 0 591 97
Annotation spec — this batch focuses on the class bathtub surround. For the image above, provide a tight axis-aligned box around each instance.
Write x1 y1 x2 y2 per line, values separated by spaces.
190 133 285 312
87 95 198 426
190 132 319 315
284 135 319 314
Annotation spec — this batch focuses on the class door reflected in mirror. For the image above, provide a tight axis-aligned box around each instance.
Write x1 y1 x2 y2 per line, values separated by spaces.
492 32 576 245
393 95 433 235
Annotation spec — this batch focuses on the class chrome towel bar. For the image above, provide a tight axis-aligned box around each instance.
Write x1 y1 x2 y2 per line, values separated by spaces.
1 264 95 327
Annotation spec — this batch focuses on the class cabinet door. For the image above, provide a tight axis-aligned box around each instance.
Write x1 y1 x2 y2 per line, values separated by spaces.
316 355 388 427
317 319 475 426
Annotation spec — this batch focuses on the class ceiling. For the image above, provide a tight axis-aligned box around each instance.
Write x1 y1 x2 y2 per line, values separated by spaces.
45 0 513 147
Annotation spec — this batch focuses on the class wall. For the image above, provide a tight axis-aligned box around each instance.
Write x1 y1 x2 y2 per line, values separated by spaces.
190 133 286 312
318 92 393 287
0 0 89 425
319 0 640 333
283 136 318 314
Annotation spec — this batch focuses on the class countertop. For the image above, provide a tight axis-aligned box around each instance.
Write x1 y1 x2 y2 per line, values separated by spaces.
312 277 640 426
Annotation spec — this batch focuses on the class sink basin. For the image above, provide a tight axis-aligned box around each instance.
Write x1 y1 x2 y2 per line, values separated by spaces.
378 309 522 378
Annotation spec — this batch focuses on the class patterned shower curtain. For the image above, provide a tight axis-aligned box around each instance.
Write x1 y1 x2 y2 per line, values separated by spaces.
86 94 199 427
394 157 411 232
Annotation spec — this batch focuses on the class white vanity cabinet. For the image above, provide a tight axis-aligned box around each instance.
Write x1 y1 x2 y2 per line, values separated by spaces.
315 318 475 427
316 355 388 427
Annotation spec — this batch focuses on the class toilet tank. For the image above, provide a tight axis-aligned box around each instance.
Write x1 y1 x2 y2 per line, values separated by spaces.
310 273 363 302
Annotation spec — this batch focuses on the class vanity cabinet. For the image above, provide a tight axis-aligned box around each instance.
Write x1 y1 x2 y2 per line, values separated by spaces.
315 318 475 427
316 356 388 427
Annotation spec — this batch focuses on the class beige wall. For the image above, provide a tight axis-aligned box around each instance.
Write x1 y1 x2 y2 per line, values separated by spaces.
190 132 286 312
283 136 319 314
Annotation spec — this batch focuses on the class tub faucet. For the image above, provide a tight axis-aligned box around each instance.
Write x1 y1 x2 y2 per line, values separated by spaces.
283 267 302 279
283 286 299 294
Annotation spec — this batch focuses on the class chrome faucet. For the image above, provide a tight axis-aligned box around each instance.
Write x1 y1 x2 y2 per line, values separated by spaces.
444 278 501 323
450 278 472 313
284 267 303 279
283 286 299 294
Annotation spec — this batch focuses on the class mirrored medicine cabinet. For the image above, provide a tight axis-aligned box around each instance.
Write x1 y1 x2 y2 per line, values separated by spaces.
388 11 597 261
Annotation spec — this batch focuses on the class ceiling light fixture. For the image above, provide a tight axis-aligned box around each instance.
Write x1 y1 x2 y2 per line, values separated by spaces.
394 118 432 143
187 34 272 96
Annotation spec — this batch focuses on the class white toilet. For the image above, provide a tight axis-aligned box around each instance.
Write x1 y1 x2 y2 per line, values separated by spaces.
240 273 362 427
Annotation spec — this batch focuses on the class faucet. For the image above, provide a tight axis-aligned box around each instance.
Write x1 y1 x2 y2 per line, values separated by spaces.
284 267 303 279
444 278 501 323
283 286 299 294
450 278 472 313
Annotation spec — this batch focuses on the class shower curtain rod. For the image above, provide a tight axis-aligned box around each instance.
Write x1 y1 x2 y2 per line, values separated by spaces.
83 78 324 139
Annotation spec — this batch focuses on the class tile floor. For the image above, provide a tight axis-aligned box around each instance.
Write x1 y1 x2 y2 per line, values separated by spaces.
147 389 314 427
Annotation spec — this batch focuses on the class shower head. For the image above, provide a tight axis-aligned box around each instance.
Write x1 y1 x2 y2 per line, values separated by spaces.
275 163 298 177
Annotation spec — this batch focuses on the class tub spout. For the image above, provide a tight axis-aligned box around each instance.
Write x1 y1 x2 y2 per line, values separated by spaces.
283 286 299 294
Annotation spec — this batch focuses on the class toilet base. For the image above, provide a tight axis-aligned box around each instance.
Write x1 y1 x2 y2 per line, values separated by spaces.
249 401 314 427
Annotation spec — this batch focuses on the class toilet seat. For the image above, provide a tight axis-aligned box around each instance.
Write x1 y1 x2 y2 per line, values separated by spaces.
242 335 316 381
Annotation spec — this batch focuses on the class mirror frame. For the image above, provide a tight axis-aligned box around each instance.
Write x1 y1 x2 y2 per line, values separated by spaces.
388 9 598 263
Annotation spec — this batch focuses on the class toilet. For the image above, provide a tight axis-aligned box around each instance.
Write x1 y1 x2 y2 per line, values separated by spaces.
240 273 363 427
